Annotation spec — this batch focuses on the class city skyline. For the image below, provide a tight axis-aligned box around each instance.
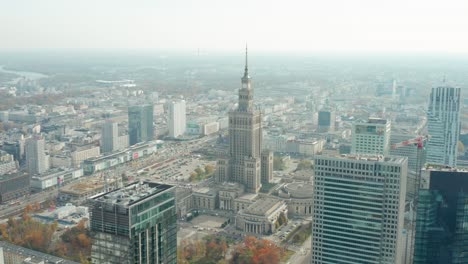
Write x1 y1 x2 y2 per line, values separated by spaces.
0 21 467 262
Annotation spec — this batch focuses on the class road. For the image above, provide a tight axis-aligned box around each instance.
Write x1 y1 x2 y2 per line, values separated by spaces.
0 189 58 219
287 236 311 264
0 134 218 219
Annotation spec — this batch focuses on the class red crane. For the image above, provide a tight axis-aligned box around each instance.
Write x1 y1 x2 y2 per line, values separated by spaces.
391 135 427 150
391 135 428 264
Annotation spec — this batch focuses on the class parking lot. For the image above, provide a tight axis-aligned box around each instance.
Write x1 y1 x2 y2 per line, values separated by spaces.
177 215 228 245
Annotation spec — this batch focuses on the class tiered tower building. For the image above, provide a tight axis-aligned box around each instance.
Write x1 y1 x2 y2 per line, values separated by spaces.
215 48 272 193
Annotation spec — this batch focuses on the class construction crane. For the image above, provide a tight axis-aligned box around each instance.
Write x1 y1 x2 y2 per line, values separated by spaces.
391 135 428 264
391 135 427 150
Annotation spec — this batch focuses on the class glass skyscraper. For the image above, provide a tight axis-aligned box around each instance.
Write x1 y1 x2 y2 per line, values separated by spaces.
426 86 461 167
413 170 468 264
90 181 177 264
128 104 154 146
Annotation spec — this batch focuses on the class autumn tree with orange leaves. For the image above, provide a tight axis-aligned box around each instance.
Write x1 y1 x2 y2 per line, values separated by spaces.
230 236 283 264
177 235 229 264
0 206 91 263
0 208 58 253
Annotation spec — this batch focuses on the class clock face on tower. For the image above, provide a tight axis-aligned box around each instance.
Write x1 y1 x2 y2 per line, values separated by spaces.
243 83 248 89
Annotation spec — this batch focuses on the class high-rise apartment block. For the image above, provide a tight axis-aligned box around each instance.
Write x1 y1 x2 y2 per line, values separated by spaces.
426 86 461 167
128 104 154 146
413 169 468 264
317 110 335 132
102 121 118 153
25 135 47 175
90 181 177 264
214 48 272 193
168 100 186 138
311 155 407 264
352 118 391 155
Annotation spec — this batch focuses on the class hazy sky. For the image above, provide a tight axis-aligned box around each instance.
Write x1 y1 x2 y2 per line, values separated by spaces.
1 0 468 53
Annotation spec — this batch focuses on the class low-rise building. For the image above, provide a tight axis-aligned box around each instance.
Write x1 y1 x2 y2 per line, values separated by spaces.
192 187 217 210
218 182 245 211
71 144 100 168
0 173 29 204
176 187 193 219
279 182 313 216
0 241 78 264
58 175 121 203
0 151 17 175
236 198 288 235
82 141 157 175
30 168 83 192
233 193 257 212
202 122 219 136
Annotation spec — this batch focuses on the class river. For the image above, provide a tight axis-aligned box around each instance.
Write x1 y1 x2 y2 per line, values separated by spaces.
0 65 48 82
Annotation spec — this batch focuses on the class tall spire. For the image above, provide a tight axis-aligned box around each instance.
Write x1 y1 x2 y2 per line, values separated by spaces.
243 43 249 78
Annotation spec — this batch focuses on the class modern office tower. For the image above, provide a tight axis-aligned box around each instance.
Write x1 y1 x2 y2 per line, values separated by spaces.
413 169 468 264
90 181 177 264
25 135 47 175
426 86 461 167
215 48 271 193
260 150 273 184
128 104 154 146
102 121 118 153
311 155 407 264
351 118 391 155
317 110 335 132
168 100 186 138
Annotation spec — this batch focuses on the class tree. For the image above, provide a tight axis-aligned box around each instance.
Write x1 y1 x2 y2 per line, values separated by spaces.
205 164 215 175
190 172 198 181
230 236 281 264
273 157 285 171
296 160 313 171
195 167 204 176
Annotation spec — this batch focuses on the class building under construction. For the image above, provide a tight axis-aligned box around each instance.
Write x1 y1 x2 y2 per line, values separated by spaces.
89 181 177 264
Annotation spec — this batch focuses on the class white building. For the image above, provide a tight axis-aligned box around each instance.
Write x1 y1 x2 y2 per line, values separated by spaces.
351 118 391 155
25 136 48 175
426 86 461 167
236 198 288 235
168 100 186 138
102 121 119 153
71 145 100 168
31 168 83 191
0 151 17 175
202 121 219 136
311 154 407 264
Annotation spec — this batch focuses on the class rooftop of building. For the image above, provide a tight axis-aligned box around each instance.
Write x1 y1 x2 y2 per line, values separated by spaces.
236 193 258 201
318 154 407 164
0 241 79 264
243 197 284 216
283 182 314 199
423 164 468 173
91 181 173 207
84 141 156 162
217 181 245 192
367 117 388 124
31 168 81 180
59 176 112 195
193 187 217 196
0 172 28 182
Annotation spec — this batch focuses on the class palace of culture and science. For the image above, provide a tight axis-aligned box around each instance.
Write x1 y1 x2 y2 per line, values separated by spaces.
215 48 273 193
